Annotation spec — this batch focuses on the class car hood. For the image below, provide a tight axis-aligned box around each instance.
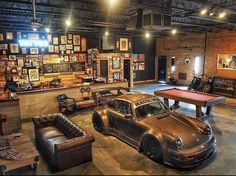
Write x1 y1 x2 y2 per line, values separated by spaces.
141 113 210 149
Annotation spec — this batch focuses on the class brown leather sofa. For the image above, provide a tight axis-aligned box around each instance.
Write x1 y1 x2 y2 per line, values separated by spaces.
32 113 95 171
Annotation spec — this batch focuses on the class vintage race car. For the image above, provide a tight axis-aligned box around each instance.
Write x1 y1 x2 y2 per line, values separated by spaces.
92 93 216 168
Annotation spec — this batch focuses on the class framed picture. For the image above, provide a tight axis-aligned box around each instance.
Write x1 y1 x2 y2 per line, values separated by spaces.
28 68 40 82
10 44 19 53
61 36 67 44
53 37 59 45
59 45 66 51
9 55 17 61
2 51 6 55
22 48 27 54
0 33 3 41
64 55 69 62
112 57 121 69
120 38 128 51
102 36 115 50
81 37 87 52
68 40 72 44
139 54 145 62
132 54 139 62
48 45 54 53
28 34 39 40
66 44 73 50
113 72 121 81
66 50 71 54
78 53 87 62
116 41 119 49
129 42 132 49
17 58 24 67
30 48 39 54
0 44 8 50
54 46 59 53
17 32 22 39
6 32 13 40
133 63 139 70
73 35 80 45
22 68 28 75
68 34 73 40
0 60 7 68
70 55 77 62
139 63 145 70
74 46 80 52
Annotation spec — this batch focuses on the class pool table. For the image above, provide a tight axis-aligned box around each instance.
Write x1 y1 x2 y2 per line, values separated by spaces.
154 88 225 118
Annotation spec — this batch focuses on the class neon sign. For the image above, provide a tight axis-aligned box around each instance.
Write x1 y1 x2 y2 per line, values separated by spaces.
18 39 49 47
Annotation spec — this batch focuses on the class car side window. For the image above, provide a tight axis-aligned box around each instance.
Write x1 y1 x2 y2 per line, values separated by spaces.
107 100 115 109
115 100 132 115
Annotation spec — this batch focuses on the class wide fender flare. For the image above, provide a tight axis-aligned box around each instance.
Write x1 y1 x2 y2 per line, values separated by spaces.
92 108 110 128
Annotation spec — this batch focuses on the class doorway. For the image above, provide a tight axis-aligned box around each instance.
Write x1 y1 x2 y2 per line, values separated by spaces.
124 60 131 86
158 56 167 82
100 60 108 81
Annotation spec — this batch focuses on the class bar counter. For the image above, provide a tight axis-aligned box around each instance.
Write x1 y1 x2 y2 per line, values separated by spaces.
16 81 128 119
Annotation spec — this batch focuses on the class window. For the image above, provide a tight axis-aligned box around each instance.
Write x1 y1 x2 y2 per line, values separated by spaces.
107 100 115 109
115 100 132 115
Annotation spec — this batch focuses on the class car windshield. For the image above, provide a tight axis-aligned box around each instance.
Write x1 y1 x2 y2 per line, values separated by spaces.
135 100 169 119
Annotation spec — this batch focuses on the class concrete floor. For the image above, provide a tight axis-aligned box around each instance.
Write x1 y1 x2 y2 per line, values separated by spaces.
10 83 236 175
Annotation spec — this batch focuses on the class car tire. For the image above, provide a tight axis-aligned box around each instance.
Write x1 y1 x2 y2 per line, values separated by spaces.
92 113 104 133
142 136 163 162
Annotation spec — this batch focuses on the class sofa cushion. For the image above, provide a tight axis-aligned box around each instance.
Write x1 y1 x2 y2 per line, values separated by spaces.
38 126 64 139
46 136 68 153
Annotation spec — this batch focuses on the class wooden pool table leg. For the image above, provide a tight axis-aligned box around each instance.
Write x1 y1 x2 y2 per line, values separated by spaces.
196 106 202 118
206 106 212 116
164 98 169 108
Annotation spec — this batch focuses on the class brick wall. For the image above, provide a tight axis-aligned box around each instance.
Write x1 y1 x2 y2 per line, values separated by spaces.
156 31 236 85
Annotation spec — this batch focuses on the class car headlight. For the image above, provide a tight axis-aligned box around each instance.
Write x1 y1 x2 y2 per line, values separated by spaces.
204 123 211 134
175 137 184 149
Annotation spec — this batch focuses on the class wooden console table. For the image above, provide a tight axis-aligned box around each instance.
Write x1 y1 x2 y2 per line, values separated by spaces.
0 134 39 175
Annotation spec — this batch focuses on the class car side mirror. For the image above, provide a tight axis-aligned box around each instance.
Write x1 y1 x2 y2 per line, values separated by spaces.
124 114 133 120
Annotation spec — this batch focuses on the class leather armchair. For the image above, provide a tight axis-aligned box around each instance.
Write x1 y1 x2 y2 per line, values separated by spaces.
57 94 77 115
32 113 95 171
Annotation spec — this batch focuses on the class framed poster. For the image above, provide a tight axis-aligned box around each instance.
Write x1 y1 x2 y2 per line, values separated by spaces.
0 44 8 50
61 36 67 44
0 60 7 68
112 57 121 69
6 32 13 40
53 37 59 45
9 55 17 61
22 48 27 54
73 35 80 45
132 54 139 62
113 72 121 81
81 37 87 52
2 51 6 54
68 40 72 44
74 46 80 52
66 50 71 54
78 53 87 62
30 48 39 54
59 45 66 51
17 58 24 67
48 45 54 53
47 34 52 43
28 68 40 82
66 44 73 50
68 34 73 40
139 54 145 62
10 44 19 53
22 68 28 75
64 55 69 62
217 54 236 70
70 55 77 62
54 46 59 53
139 63 145 70
120 38 128 51
0 33 3 41
133 63 139 70
28 34 39 40
102 36 115 50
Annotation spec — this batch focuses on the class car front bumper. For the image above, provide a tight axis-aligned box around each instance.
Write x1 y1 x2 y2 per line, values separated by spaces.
166 136 216 168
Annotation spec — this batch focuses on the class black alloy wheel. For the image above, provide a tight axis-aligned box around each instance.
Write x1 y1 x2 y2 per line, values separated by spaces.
92 114 104 132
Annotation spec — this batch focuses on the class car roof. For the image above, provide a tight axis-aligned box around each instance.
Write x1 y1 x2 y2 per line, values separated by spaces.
116 93 156 104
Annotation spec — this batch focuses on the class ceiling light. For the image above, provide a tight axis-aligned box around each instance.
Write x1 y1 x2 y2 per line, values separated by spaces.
210 12 214 16
219 12 226 19
66 19 71 26
105 31 109 36
171 28 177 35
108 0 118 6
200 8 208 15
145 32 150 39
45 27 50 33
33 28 37 31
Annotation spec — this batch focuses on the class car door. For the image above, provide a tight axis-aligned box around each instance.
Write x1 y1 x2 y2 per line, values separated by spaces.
112 100 146 142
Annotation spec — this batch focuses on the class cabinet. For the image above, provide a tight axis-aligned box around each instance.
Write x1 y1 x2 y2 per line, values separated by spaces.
212 77 236 97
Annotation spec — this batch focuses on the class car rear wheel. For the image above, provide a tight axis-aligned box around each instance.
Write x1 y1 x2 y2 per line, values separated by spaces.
142 136 163 162
92 113 104 133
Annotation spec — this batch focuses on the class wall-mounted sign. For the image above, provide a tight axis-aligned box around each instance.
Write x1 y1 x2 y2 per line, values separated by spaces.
18 39 49 47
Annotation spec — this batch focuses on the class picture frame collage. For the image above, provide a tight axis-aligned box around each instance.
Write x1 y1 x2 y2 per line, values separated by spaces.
132 54 145 71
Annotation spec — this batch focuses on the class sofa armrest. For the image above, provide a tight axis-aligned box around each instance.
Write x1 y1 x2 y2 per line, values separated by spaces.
55 134 95 152
32 114 58 129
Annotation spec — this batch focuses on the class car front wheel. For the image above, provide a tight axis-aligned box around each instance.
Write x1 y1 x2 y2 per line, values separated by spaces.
92 113 104 133
142 136 163 162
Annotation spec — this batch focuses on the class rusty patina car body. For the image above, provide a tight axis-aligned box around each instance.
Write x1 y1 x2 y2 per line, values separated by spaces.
92 93 216 168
